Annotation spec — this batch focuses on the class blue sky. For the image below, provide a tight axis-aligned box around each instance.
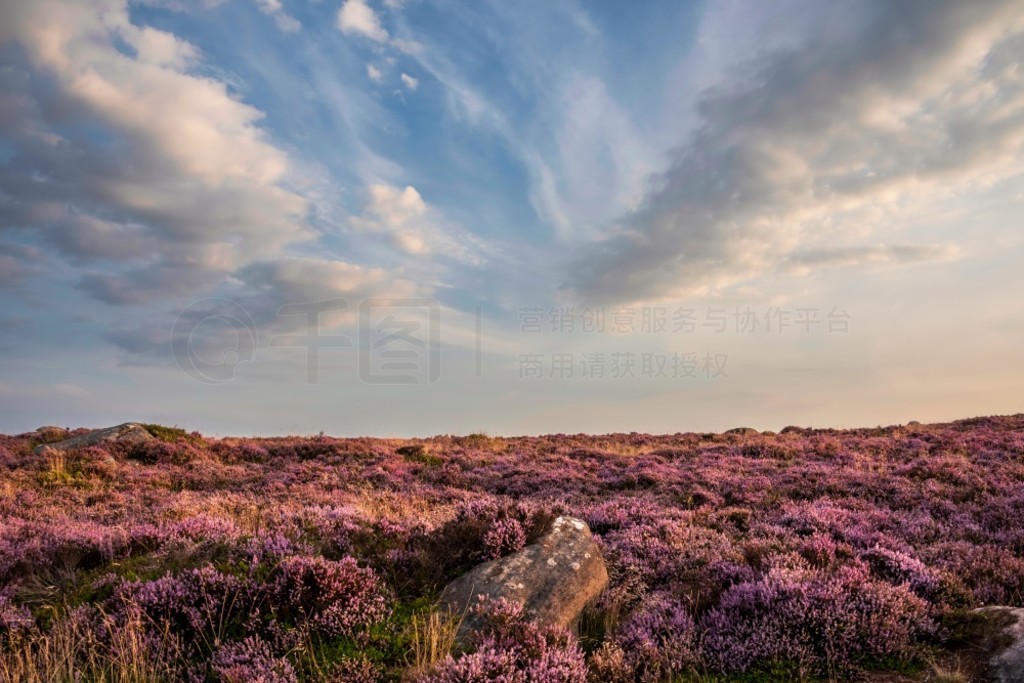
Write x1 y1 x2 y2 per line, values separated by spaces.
1 0 1023 436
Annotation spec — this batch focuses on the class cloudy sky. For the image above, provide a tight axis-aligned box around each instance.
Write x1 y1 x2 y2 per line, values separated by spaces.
1 0 1022 436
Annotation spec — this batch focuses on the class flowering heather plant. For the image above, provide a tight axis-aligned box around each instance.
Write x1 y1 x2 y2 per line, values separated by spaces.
860 545 972 609
167 514 243 545
417 598 587 683
326 657 381 683
411 497 555 587
417 644 522 683
2 415 1024 679
237 531 308 571
113 438 202 465
0 590 34 644
211 636 298 683
215 439 271 464
112 565 257 654
0 517 127 583
588 642 631 683
271 556 389 639
610 592 698 682
481 517 526 560
795 533 842 568
701 564 934 676
921 541 1024 606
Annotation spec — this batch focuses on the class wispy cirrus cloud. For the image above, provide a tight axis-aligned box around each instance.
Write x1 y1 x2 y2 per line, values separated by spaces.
350 184 498 266
2 0 1023 436
783 244 962 274
255 0 301 33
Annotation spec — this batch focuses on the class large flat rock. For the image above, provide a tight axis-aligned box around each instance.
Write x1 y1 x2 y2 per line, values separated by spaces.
33 423 155 455
440 516 608 639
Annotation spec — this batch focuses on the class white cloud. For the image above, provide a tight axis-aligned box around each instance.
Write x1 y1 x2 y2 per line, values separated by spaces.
349 184 494 264
367 185 427 227
0 0 316 303
569 0 1024 303
135 0 228 9
391 38 423 55
352 184 430 254
367 63 383 82
394 3 658 248
400 72 418 91
337 0 389 43
102 257 425 362
537 74 654 241
236 256 420 330
131 26 201 68
255 0 301 32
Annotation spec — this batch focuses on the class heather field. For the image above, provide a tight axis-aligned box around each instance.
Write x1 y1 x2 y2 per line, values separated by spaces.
2 416 1024 682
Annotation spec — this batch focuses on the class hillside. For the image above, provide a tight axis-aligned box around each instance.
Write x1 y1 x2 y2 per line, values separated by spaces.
2 416 1024 682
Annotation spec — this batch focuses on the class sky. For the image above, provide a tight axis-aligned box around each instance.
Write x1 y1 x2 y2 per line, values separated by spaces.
0 0 1022 436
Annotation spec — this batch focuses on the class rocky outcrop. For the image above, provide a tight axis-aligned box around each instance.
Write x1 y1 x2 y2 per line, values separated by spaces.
32 425 70 442
33 423 155 455
440 516 608 639
725 427 758 436
978 607 1024 683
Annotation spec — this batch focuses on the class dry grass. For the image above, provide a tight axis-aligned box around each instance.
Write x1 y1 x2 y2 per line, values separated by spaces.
0 609 181 683
162 493 273 534
596 439 656 457
37 451 72 486
405 608 463 678
929 662 969 683
352 489 449 526
456 432 507 453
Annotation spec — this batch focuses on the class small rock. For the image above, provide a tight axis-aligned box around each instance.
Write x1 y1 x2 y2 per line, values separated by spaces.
725 427 759 436
780 425 804 434
34 423 155 455
440 516 608 640
978 607 1024 683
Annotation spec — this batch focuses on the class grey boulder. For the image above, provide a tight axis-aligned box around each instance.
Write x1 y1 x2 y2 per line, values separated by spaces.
34 423 155 455
980 607 1024 683
440 516 608 639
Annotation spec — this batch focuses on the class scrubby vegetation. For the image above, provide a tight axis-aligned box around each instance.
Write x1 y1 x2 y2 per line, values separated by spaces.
2 416 1023 681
